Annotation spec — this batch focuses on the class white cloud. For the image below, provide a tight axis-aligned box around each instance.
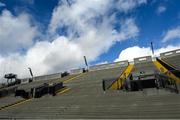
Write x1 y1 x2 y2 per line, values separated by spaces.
0 2 5 7
157 6 166 14
48 0 139 60
116 0 147 13
115 46 152 61
0 36 84 81
154 45 180 55
48 0 111 34
115 45 180 62
162 26 180 42
0 10 38 54
0 0 144 82
48 0 144 35
117 18 139 40
0 16 139 81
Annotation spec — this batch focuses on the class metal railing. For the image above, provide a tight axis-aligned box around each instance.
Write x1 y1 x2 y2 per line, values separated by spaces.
155 73 179 93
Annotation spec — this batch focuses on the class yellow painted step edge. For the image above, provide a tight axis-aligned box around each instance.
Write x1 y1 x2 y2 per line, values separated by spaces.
110 64 134 90
153 61 180 83
0 98 32 111
63 73 87 84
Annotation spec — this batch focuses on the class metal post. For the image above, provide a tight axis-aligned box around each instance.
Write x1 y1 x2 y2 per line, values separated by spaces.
28 67 34 82
28 68 33 77
102 80 106 93
174 80 179 94
84 56 88 70
151 42 154 55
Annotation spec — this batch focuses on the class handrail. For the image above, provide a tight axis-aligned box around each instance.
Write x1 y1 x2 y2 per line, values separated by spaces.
155 73 179 93
156 58 180 78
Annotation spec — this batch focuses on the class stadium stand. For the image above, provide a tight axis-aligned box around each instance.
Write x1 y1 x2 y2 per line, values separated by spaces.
122 56 179 92
0 66 180 119
17 74 77 91
0 66 127 118
0 95 24 109
89 60 128 71
0 86 17 98
133 56 157 72
125 56 158 90
0 50 180 119
160 49 180 70
100 61 129 90
14 74 79 98
156 58 180 78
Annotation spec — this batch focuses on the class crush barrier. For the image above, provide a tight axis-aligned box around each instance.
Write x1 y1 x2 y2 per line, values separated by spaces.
15 82 65 98
0 87 17 98
89 60 128 71
49 82 64 96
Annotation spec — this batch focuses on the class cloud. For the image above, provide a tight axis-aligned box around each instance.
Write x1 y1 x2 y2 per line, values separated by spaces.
0 17 139 81
162 26 180 42
48 0 139 60
0 2 5 7
48 0 144 34
115 46 152 61
116 0 147 13
0 0 144 82
0 36 84 81
115 45 180 62
0 10 38 54
118 18 139 40
157 6 166 14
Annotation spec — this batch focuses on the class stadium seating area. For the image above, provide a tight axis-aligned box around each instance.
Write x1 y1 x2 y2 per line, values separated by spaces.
0 49 180 119
0 95 24 108
160 49 180 70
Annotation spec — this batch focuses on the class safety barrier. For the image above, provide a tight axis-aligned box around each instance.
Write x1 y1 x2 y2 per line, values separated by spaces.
121 71 179 93
128 71 157 91
32 83 49 98
61 71 70 77
154 58 180 83
0 87 17 98
49 82 64 96
33 73 62 81
102 77 119 91
16 82 65 98
70 68 82 74
156 58 180 78
102 64 134 91
134 56 152 64
109 64 134 90
89 60 128 71
160 49 180 58
15 90 31 99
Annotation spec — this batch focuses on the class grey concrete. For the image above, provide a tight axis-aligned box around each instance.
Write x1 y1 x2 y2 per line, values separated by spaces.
133 60 158 73
70 68 82 74
161 54 180 70
21 73 62 83
17 74 77 91
160 49 180 58
0 95 24 108
0 66 180 119
33 73 62 82
134 56 152 64
89 60 128 71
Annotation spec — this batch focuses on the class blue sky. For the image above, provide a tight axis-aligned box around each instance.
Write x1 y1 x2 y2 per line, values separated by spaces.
0 0 180 79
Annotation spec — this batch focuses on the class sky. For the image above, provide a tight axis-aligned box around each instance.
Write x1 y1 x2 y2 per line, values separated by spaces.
0 0 180 82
